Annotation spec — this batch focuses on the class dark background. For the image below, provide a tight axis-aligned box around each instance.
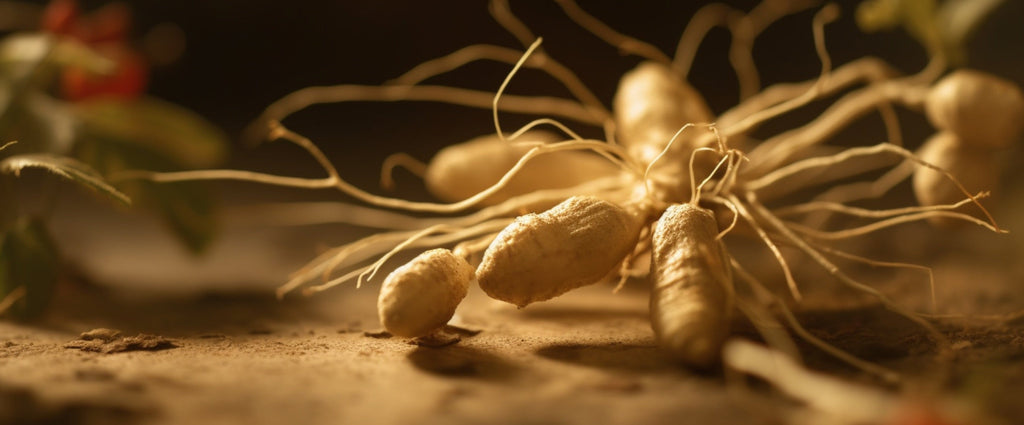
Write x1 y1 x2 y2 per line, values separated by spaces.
25 1 1024 198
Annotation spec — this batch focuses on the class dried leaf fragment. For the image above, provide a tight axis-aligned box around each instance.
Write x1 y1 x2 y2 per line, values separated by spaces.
64 329 177 353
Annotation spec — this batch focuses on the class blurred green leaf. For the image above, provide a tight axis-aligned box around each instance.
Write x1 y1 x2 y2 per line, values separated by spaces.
0 33 114 75
0 142 14 230
856 0 1005 65
1 152 130 205
0 218 60 320
856 0 903 32
856 0 942 55
74 136 219 254
74 97 228 169
0 82 9 117
140 181 217 253
936 0 1005 62
0 33 53 70
0 91 76 156
0 175 12 230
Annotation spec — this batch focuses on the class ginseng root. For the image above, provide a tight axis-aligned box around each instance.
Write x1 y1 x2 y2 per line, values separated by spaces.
377 248 474 338
477 196 645 308
649 202 733 367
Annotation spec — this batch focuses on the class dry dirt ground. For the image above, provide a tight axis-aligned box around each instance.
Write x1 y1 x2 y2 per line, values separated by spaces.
2 189 1024 425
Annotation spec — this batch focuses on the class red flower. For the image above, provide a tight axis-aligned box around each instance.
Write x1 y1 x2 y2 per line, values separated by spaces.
40 0 78 35
41 0 148 101
60 45 147 101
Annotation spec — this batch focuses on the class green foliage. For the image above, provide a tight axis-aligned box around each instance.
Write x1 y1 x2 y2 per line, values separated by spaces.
139 181 218 253
856 0 1006 65
0 30 229 255
71 96 228 253
1 149 131 205
0 33 114 75
74 133 221 253
0 218 60 320
70 98 228 254
74 97 228 169
0 25 230 318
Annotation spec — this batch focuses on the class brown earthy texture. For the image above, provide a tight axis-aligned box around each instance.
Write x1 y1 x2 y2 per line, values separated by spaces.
1 184 1024 425
64 330 177 354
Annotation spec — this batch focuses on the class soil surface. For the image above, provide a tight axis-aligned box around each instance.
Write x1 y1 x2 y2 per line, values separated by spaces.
2 189 1024 425
4 2 1024 424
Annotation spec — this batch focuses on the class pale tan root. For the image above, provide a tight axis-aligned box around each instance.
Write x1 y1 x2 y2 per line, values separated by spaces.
507 117 640 173
735 36 949 176
230 175 627 234
728 193 802 302
278 231 423 298
693 153 733 203
744 192 947 347
717 56 903 148
785 210 1002 239
672 2 743 79
243 84 602 143
707 150 749 199
278 213 523 298
294 219 512 297
491 38 636 175
552 0 672 65
226 201 435 229
493 38 545 143
745 145 901 202
773 191 988 219
119 125 635 215
361 219 512 284
810 242 937 314
800 159 915 228
648 202 734 367
704 196 741 240
726 0 822 100
744 143 1002 231
731 258 900 382
730 260 801 361
721 3 839 138
509 118 584 141
742 81 930 176
379 153 428 191
488 0 535 48
734 299 801 361
718 57 892 127
724 339 897 422
388 44 610 123
641 123 719 204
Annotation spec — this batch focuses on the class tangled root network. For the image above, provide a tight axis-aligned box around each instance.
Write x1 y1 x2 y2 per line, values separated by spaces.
123 0 1023 383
